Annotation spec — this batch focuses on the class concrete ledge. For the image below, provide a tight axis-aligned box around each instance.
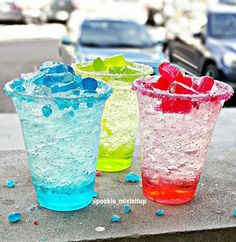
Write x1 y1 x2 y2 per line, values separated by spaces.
0 143 236 242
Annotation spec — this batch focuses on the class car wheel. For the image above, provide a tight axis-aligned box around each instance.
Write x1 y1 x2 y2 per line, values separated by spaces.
203 64 220 80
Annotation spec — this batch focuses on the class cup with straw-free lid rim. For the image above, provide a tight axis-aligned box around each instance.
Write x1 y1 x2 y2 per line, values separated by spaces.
73 55 155 172
132 62 234 205
4 61 112 211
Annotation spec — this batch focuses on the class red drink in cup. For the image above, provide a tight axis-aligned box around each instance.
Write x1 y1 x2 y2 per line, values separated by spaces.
132 62 233 204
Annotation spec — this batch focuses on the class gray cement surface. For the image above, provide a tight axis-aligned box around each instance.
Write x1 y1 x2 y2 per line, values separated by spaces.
0 143 235 242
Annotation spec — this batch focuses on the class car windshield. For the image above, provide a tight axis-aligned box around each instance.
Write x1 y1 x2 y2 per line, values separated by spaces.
208 12 236 38
79 20 153 48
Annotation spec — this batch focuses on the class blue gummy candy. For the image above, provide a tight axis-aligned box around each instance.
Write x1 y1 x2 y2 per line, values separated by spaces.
42 105 52 117
6 180 15 188
43 72 74 87
82 77 98 91
67 65 75 74
39 62 67 74
125 172 141 183
123 204 131 213
155 209 164 217
111 215 121 222
72 90 81 96
93 191 98 198
41 238 47 241
51 82 80 94
7 212 22 223
39 61 55 70
15 85 25 93
233 208 236 217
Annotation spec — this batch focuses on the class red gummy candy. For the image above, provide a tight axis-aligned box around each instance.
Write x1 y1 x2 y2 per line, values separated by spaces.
96 171 102 177
197 76 214 93
151 76 170 91
169 82 198 94
162 97 192 114
183 75 193 87
158 62 184 83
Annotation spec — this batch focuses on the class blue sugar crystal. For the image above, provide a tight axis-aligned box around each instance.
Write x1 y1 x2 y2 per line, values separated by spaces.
68 110 74 117
54 99 71 110
6 180 15 188
125 172 141 183
7 212 22 223
233 208 236 217
93 191 98 198
123 204 131 213
87 102 94 108
42 105 52 117
82 77 98 91
155 209 164 217
111 215 121 222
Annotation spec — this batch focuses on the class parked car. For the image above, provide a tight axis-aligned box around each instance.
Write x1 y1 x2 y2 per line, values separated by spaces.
61 18 165 73
0 0 24 23
164 4 236 89
44 0 75 23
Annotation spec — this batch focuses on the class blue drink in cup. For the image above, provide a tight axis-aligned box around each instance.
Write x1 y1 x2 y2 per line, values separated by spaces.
4 62 112 211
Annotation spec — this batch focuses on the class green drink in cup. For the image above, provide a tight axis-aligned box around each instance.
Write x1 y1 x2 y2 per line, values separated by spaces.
73 55 153 172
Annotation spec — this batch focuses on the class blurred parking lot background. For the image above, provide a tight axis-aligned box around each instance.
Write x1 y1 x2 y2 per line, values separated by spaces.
0 0 236 112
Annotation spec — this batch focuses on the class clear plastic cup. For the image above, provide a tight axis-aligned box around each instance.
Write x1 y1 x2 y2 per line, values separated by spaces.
132 76 233 204
74 63 153 172
4 78 112 211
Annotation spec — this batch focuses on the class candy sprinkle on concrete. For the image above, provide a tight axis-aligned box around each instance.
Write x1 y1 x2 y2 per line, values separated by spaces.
95 226 105 232
123 204 132 213
26 204 37 212
233 208 236 217
34 220 39 226
93 191 99 198
6 180 15 188
96 171 102 177
155 209 165 217
7 212 22 223
125 172 141 183
111 215 121 222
